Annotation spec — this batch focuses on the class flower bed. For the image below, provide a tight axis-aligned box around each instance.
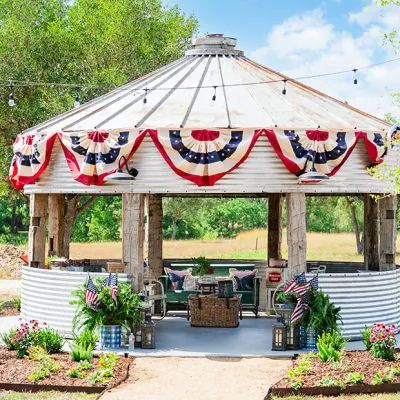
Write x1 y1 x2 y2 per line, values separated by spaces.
269 350 400 397
0 347 130 393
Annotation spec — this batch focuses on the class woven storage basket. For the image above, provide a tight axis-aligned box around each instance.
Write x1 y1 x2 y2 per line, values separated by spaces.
188 294 240 328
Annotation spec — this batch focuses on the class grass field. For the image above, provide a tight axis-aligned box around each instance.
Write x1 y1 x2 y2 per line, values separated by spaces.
65 229 400 263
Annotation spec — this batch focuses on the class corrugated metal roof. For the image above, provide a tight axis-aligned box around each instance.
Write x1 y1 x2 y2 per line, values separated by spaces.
24 34 390 135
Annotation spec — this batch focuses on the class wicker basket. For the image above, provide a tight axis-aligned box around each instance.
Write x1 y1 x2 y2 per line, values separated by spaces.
188 294 240 328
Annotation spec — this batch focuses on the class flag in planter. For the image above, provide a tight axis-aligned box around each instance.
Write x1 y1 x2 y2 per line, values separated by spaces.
86 275 100 310
102 273 118 304
291 292 311 325
284 272 306 293
309 275 319 291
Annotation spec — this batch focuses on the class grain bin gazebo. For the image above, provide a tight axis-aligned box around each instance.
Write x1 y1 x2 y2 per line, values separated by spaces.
11 34 399 337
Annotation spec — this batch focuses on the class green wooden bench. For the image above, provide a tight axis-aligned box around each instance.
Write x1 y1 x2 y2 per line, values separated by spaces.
159 261 260 317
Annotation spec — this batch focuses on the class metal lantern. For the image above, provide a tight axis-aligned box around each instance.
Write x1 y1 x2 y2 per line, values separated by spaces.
141 316 156 349
286 323 301 350
272 317 287 351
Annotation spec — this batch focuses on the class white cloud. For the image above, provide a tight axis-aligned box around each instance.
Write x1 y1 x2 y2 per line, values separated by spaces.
250 2 400 119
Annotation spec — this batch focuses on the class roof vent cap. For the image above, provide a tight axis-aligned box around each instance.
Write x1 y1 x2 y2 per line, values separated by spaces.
186 34 243 56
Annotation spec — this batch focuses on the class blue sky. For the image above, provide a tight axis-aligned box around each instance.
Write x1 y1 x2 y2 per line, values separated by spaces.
165 0 400 118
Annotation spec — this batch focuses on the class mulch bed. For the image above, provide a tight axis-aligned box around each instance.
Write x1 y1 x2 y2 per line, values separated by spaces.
0 306 19 317
0 348 131 393
269 350 400 397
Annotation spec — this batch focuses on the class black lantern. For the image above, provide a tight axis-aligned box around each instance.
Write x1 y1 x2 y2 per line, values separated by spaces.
272 317 287 351
141 316 156 349
286 323 301 350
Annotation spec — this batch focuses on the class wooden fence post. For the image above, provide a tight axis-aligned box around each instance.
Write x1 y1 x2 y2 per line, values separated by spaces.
364 194 380 271
147 195 163 280
268 194 282 260
28 194 48 268
379 195 397 271
286 193 307 276
122 194 145 292
47 194 65 257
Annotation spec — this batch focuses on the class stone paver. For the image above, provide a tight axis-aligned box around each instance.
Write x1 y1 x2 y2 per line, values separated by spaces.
101 357 290 400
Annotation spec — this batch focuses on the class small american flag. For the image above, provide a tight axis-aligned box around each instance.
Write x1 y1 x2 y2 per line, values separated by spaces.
110 273 118 304
86 275 100 310
309 275 319 291
290 283 309 296
291 292 311 325
284 272 307 294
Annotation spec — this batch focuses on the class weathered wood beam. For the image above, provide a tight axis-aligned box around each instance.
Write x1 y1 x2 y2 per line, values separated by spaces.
268 194 282 260
122 194 145 292
28 194 48 268
379 195 397 271
47 194 65 257
147 195 163 280
364 194 380 271
286 193 307 276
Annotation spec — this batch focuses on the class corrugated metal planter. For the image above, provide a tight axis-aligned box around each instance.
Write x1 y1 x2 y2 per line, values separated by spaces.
100 325 122 349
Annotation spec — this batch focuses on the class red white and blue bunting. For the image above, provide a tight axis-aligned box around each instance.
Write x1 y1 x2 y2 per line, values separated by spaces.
9 128 387 189
148 129 262 186
9 132 57 190
58 129 146 185
263 129 386 176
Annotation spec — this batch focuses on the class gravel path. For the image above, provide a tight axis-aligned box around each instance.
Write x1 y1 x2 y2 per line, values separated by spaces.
0 280 21 301
101 357 290 400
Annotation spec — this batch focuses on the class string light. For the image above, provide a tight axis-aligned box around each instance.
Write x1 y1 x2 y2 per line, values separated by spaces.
2 56 399 106
353 69 358 85
73 86 81 108
8 81 15 107
282 79 287 95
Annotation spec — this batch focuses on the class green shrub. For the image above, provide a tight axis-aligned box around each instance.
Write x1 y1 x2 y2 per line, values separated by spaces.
12 297 21 311
317 330 346 362
67 367 85 379
77 360 92 371
345 372 365 385
317 375 345 389
70 342 94 362
27 346 59 382
360 326 372 350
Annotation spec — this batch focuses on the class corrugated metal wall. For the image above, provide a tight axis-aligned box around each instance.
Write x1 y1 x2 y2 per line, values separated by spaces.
307 270 400 339
21 266 131 336
24 136 396 195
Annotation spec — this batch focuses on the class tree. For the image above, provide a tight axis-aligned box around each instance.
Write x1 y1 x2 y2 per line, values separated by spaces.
0 0 198 253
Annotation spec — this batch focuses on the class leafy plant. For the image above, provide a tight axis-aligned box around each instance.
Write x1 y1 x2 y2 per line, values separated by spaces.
98 353 119 370
70 342 93 362
27 346 59 382
345 372 365 385
360 326 372 350
302 290 342 333
317 330 346 362
290 376 303 390
317 375 345 389
67 367 85 379
71 280 143 332
77 360 92 371
192 257 213 276
12 297 21 311
32 326 65 353
371 372 394 385
275 292 297 307
0 328 17 350
73 329 98 350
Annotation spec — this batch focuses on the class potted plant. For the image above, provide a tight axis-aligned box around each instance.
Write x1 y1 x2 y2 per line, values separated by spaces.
192 257 214 283
71 279 144 349
300 290 342 350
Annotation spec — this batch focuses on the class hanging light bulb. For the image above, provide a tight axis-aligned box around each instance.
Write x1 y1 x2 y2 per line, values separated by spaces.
74 86 81 108
282 80 287 95
298 146 329 184
212 86 217 101
353 69 358 85
8 81 15 107
143 88 148 104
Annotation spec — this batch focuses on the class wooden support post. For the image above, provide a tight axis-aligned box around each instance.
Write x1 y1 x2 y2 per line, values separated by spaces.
268 194 282 260
379 195 397 271
147 195 163 280
122 194 145 292
28 194 48 268
364 194 380 271
286 193 307 276
47 194 65 257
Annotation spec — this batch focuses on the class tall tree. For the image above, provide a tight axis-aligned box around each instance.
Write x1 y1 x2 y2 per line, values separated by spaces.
0 0 198 254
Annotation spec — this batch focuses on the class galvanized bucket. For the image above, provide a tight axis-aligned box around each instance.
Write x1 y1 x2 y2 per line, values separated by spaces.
100 325 121 349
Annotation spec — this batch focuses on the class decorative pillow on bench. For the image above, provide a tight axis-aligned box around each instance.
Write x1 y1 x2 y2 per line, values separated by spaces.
229 268 257 291
164 267 192 290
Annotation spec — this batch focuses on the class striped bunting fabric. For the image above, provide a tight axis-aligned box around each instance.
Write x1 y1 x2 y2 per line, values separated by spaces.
85 275 100 310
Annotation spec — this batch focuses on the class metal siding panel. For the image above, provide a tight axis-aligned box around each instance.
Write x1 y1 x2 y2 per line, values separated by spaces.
25 136 395 194
306 270 400 338
21 266 131 336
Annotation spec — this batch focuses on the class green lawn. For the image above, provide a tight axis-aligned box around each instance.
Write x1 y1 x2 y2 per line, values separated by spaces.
0 392 96 400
